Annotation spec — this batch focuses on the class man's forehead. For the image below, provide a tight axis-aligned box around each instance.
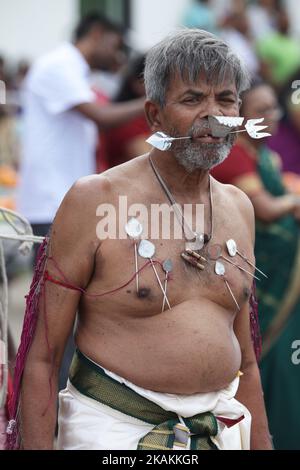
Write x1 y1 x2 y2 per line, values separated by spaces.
167 71 238 96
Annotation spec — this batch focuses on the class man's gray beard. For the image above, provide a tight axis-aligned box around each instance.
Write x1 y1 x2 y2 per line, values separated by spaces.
172 133 235 173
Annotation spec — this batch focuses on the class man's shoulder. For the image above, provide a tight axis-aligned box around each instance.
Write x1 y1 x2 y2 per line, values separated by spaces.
101 154 150 186
68 155 148 202
52 174 112 246
213 177 255 222
67 173 113 206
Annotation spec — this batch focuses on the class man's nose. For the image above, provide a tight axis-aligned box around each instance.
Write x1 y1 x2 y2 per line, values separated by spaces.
200 100 223 118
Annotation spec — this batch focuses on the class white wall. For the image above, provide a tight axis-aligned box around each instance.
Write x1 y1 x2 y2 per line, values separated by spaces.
0 0 79 63
1 0 299 64
129 0 237 52
130 0 190 51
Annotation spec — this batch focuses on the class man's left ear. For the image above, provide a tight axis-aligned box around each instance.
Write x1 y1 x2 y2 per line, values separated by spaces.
144 100 162 131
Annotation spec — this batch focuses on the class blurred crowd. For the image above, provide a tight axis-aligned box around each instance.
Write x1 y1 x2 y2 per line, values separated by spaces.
1 1 300 214
1 0 300 450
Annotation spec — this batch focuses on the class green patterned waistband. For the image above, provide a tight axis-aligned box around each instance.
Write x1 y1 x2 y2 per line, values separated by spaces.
69 349 219 450
69 349 179 425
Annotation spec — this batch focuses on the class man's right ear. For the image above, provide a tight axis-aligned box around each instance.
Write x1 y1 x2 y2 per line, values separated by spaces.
144 100 162 132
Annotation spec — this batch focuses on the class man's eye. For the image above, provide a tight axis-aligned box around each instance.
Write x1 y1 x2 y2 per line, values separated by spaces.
221 99 236 104
183 97 199 104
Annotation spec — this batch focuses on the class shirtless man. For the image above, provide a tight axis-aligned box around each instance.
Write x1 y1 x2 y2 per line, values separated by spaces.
20 29 272 450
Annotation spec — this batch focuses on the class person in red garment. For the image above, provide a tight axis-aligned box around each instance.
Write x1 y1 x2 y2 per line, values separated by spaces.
102 54 151 169
212 80 300 449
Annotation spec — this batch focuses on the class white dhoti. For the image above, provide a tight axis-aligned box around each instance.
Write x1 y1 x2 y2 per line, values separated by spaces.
57 352 251 450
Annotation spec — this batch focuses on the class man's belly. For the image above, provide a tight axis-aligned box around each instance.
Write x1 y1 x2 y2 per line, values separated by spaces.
76 299 242 394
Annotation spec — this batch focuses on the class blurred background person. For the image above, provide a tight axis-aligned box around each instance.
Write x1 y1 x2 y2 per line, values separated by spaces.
100 53 150 170
17 12 145 256
247 0 279 41
0 54 20 224
267 72 300 179
0 105 19 211
256 6 300 90
0 56 6 84
212 79 300 449
182 0 218 33
220 6 260 78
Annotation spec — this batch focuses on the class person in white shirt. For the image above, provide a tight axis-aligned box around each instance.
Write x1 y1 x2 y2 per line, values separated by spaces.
247 0 278 41
17 13 144 247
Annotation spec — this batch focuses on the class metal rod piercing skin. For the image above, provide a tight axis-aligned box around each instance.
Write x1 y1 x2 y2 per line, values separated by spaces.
220 255 261 281
150 259 171 310
134 243 139 292
224 279 240 311
238 252 268 279
166 136 192 141
138 239 171 309
226 239 267 278
146 117 272 151
161 259 173 312
162 275 168 313
125 218 143 294
215 261 240 310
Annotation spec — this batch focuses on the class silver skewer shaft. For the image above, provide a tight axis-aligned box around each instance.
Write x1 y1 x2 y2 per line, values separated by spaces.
168 136 192 142
221 256 260 281
161 276 168 312
224 279 240 310
150 259 171 309
229 129 247 134
237 251 268 278
134 243 139 293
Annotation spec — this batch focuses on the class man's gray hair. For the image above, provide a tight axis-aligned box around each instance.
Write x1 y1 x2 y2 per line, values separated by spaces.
144 29 250 107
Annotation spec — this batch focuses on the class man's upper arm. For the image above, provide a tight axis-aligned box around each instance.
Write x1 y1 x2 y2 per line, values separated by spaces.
233 188 257 367
234 301 257 370
26 177 104 366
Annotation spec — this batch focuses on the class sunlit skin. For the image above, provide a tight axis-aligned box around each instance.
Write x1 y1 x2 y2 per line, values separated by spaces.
20 73 272 449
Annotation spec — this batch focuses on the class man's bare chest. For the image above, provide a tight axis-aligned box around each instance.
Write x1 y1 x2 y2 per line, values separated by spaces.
86 207 255 316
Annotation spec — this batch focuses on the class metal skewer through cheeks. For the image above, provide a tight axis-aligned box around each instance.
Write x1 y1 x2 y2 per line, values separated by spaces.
146 116 271 151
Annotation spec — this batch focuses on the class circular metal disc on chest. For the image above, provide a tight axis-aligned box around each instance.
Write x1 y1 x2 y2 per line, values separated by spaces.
215 260 226 276
138 239 156 259
125 218 143 239
226 239 237 257
163 259 173 273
